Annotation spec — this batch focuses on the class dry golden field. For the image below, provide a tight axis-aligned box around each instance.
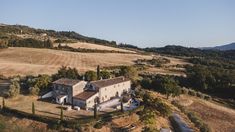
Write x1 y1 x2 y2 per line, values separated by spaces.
177 95 235 132
54 42 135 53
0 47 150 76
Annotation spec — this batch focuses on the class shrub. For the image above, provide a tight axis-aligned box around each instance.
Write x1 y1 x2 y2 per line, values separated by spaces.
154 98 172 117
200 124 211 132
196 92 205 99
142 126 159 132
66 121 81 130
7 81 20 98
140 108 156 125
29 86 40 95
181 87 189 94
0 121 6 131
204 95 212 101
188 89 196 96
93 122 103 129
171 100 186 113
187 112 211 132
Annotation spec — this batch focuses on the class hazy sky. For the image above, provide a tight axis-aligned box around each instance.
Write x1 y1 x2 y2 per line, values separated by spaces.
1 0 235 48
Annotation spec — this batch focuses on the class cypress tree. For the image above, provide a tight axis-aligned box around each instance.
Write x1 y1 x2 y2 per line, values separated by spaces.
94 103 97 119
120 98 124 113
60 107 64 121
32 102 35 115
97 65 100 80
2 97 5 109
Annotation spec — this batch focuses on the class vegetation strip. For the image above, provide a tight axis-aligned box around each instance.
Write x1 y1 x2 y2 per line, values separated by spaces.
172 101 211 132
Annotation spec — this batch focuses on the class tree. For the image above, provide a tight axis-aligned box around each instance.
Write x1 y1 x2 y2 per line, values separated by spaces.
7 81 20 98
100 70 111 79
58 43 62 49
60 107 64 121
120 98 124 113
34 74 52 93
94 103 97 119
85 71 97 81
140 78 152 89
0 39 8 48
119 66 138 80
97 65 100 80
2 97 5 109
53 66 80 80
44 39 53 48
153 76 181 99
32 102 35 115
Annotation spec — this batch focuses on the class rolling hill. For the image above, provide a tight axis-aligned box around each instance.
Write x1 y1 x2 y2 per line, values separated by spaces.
211 42 235 51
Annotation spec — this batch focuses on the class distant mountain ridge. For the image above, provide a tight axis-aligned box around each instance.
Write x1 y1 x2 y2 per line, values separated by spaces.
205 43 235 51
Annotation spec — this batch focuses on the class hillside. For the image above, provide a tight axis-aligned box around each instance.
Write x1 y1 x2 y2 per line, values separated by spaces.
0 47 191 77
144 45 235 60
0 47 150 76
0 24 138 53
0 24 117 47
212 42 235 51
54 42 135 53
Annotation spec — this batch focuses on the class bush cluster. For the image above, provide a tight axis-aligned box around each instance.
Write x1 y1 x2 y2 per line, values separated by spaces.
188 89 196 96
93 121 103 129
181 88 212 101
187 112 211 132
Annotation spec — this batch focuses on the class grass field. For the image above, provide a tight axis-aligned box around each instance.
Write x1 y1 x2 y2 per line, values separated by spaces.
54 42 135 53
0 47 190 77
0 113 54 132
0 47 151 76
0 95 94 120
178 95 235 132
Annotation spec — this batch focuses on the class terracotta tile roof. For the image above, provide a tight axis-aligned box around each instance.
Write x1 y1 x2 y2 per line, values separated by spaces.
90 76 130 89
73 91 97 101
52 78 80 86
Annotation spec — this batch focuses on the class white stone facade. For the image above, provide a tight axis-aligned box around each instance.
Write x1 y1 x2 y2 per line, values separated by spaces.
98 81 131 103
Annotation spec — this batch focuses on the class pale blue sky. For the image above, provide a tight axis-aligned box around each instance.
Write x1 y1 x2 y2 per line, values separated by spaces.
0 0 235 47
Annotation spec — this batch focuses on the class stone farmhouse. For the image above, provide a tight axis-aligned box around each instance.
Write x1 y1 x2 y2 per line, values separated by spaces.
52 76 131 109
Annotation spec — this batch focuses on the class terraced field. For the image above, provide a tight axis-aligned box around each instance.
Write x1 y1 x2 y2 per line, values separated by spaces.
0 47 151 76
